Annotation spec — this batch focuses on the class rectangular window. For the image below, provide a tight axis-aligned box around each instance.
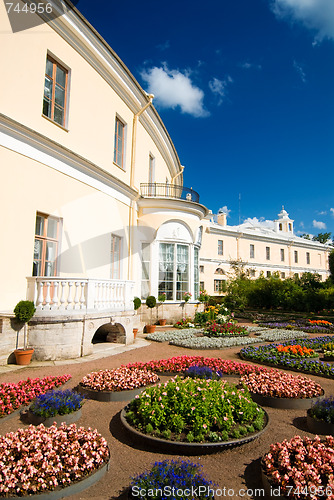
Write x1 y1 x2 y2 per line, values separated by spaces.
214 280 225 293
281 272 286 279
43 56 68 127
250 244 255 259
249 269 256 277
33 213 59 276
199 265 204 273
111 235 122 279
294 250 298 263
218 240 223 255
280 249 285 262
266 271 271 277
141 243 150 299
200 281 205 291
306 252 310 265
158 243 175 300
113 117 125 168
266 247 270 260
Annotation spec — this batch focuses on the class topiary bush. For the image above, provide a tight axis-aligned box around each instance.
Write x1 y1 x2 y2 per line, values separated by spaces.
14 300 36 323
133 297 142 311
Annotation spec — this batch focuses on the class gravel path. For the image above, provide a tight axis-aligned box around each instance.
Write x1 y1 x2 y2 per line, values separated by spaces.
0 331 333 500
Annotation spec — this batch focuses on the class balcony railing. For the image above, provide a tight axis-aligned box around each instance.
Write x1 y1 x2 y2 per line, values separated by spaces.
140 183 200 203
26 277 135 314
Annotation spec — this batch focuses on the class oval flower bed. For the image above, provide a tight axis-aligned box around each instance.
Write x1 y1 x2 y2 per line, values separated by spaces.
23 389 84 427
122 376 267 453
240 339 334 379
203 321 248 338
240 369 324 409
261 435 334 499
129 459 215 499
127 355 265 377
0 423 110 497
307 396 334 435
78 366 159 401
0 375 72 420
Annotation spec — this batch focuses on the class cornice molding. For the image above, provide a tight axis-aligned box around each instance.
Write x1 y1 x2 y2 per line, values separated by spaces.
137 197 209 219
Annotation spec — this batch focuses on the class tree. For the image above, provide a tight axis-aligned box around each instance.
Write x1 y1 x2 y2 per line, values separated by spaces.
312 232 332 244
301 233 311 240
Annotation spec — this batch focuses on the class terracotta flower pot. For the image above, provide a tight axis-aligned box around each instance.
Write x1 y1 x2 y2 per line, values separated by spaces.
14 348 34 365
145 325 156 334
159 319 167 326
133 328 138 339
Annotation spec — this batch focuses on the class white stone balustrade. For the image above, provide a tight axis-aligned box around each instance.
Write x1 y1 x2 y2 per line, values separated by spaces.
26 277 135 314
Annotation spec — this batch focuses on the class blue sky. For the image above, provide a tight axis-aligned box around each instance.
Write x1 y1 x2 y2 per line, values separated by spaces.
77 0 334 237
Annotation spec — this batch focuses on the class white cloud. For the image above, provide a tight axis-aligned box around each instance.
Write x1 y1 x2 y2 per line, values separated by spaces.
242 217 275 229
271 0 334 42
208 76 233 105
293 60 306 82
313 220 327 229
218 206 231 216
141 65 208 117
330 208 334 216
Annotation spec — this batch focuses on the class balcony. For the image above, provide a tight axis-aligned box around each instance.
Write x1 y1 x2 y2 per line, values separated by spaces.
26 277 135 314
140 183 200 203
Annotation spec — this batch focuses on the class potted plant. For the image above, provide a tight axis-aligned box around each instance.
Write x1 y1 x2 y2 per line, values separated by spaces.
13 300 36 365
157 292 166 326
133 297 142 338
145 295 156 333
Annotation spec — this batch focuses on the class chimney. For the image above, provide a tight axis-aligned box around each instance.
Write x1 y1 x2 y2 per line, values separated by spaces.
217 213 227 226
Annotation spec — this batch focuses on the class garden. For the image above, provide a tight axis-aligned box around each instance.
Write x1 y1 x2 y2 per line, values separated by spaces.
1 302 334 499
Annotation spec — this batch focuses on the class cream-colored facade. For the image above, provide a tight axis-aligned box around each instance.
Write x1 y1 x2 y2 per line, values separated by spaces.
200 209 331 296
0 1 330 363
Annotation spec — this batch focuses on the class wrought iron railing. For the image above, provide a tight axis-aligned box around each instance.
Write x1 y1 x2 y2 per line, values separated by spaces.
140 183 200 203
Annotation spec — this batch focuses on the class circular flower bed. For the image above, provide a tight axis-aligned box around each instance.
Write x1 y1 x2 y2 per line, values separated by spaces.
124 376 266 445
262 435 334 499
204 321 248 338
127 356 265 376
241 369 323 399
307 396 334 435
80 366 159 392
184 365 227 380
0 423 110 496
129 459 215 499
24 389 84 427
78 366 159 401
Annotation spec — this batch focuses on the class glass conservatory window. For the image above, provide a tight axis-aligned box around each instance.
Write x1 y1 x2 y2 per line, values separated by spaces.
158 243 190 301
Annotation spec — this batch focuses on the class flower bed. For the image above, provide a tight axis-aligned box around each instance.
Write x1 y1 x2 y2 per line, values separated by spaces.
203 321 248 338
24 389 84 427
260 319 334 334
0 375 72 419
262 435 334 499
170 335 260 349
240 338 334 379
240 369 323 399
307 397 334 435
124 376 266 445
184 365 227 380
80 366 158 392
126 355 265 376
129 459 215 499
146 329 200 342
0 423 110 496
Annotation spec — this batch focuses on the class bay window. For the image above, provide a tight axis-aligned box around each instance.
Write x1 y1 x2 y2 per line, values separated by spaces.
158 243 190 301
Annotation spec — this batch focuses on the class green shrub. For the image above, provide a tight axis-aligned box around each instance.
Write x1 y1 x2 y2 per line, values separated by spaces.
133 297 142 310
14 300 36 323
145 296 156 308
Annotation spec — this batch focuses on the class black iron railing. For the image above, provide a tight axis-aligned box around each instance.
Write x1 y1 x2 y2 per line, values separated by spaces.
140 183 200 203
